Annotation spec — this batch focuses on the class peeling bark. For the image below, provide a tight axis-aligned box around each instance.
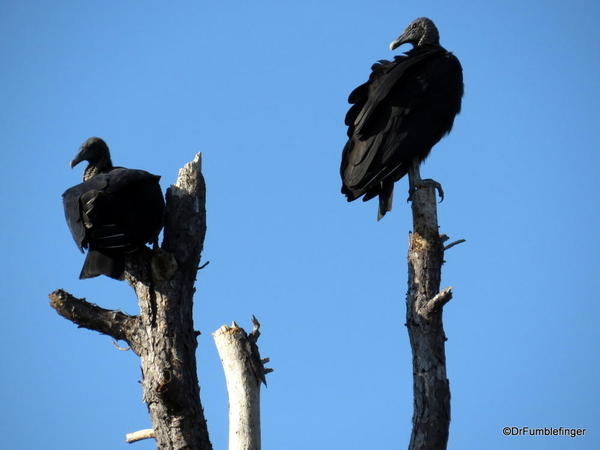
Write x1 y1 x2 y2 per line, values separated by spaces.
406 166 454 450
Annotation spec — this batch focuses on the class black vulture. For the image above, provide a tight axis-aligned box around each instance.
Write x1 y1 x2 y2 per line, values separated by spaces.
340 17 463 219
62 137 165 279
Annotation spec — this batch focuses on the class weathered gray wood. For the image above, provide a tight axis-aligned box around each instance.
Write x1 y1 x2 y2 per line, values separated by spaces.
49 154 212 450
49 289 139 342
406 163 453 450
213 319 271 450
126 429 156 443
124 153 211 449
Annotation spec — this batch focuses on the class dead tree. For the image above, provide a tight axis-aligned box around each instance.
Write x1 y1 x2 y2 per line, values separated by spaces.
213 317 272 450
49 154 212 449
406 164 463 450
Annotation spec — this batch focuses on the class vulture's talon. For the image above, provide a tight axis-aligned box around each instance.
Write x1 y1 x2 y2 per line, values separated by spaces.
407 179 445 203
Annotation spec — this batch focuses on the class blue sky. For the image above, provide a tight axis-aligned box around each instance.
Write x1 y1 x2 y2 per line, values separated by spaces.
1 1 599 449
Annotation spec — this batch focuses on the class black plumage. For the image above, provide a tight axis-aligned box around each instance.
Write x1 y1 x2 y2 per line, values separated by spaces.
340 17 463 219
62 137 165 279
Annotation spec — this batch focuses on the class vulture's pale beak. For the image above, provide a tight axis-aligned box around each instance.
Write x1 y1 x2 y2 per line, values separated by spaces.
70 152 83 168
389 31 411 51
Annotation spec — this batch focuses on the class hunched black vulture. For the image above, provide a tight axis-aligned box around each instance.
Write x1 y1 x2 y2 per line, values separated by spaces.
340 17 463 219
62 137 165 279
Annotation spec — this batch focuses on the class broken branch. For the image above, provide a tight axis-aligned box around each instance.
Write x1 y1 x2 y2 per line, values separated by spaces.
418 287 454 319
214 319 271 450
49 289 139 346
443 239 466 251
126 429 155 443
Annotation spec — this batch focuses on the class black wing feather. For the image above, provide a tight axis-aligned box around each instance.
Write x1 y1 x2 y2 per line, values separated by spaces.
63 175 110 251
62 168 165 279
341 46 463 217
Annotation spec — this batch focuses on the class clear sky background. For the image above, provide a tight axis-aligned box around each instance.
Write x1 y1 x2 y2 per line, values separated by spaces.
1 1 599 449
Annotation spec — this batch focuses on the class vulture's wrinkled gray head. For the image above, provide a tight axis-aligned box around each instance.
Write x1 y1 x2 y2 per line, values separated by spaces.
71 137 113 181
389 17 440 51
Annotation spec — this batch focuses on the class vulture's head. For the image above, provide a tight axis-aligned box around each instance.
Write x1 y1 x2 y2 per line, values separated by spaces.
71 137 113 180
389 17 439 51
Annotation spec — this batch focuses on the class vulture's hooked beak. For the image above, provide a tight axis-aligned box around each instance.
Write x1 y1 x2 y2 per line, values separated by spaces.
389 31 411 51
70 152 83 168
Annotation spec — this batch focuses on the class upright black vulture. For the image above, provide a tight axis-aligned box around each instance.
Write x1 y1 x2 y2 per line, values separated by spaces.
340 17 463 219
62 137 165 279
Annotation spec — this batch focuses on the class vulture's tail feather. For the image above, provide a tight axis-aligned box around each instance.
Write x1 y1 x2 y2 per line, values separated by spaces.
79 250 125 280
377 182 394 221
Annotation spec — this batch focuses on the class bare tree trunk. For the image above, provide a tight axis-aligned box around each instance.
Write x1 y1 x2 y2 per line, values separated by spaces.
50 154 212 450
406 165 456 450
213 318 271 450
